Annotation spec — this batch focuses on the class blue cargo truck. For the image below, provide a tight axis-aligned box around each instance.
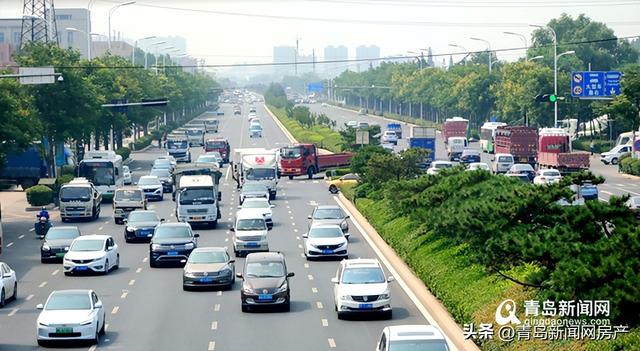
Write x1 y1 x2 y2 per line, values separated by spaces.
0 146 49 190
408 127 436 170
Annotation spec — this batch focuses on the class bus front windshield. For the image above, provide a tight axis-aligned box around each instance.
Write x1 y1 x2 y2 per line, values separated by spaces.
79 162 114 186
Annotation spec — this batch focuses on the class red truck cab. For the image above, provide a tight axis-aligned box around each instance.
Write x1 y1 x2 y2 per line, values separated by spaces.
537 128 590 173
204 137 231 163
279 144 352 179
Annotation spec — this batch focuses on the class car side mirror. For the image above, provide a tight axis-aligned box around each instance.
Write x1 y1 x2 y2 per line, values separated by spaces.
237 205 242 209
287 272 295 277
3 273 12 278
270 204 275 208
160 218 165 222
230 228 235 232
133 182 137 185
267 226 272 231
302 233 308 238
228 260 235 264
331 277 339 284
107 246 114 251
36 303 44 310
94 301 103 309
194 234 200 238
123 219 127 224
236 273 243 278
307 215 312 219
345 215 350 219
387 276 395 283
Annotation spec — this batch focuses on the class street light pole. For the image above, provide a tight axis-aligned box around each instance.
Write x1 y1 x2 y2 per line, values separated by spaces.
504 31 528 60
448 44 468 65
65 27 100 60
470 37 492 73
146 40 166 70
108 1 136 50
131 36 156 66
530 24 559 127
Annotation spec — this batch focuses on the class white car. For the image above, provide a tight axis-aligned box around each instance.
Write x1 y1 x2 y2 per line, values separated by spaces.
123 165 132 185
332 258 394 319
381 131 398 145
376 325 450 351
427 160 454 175
304 225 348 259
0 262 17 307
238 197 274 229
533 169 563 185
63 235 119 275
600 144 632 165
346 121 358 128
467 162 490 171
157 155 177 168
36 289 105 346
137 175 164 201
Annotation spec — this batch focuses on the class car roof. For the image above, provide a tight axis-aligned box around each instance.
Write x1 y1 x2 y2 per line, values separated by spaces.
245 251 285 262
192 247 227 253
74 234 110 241
341 258 381 268
386 325 446 341
236 209 268 219
315 205 341 210
157 222 191 228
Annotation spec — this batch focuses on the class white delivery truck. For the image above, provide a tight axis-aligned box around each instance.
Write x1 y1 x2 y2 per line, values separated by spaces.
175 175 221 228
167 137 191 163
232 148 279 200
446 136 468 161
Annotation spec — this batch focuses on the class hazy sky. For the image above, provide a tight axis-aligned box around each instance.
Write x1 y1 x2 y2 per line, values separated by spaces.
2 0 640 71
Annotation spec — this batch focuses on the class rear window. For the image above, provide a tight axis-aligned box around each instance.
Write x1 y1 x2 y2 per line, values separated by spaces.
115 189 143 201
206 141 227 149
498 156 513 162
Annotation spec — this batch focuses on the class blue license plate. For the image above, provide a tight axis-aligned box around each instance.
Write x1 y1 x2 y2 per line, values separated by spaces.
168 251 178 256
199 277 213 283
359 303 373 309
258 294 272 300
75 266 88 271
322 249 333 254
246 242 259 247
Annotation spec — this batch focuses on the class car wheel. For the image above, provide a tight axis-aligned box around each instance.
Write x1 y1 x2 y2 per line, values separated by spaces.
182 284 189 291
150 259 157 268
114 255 120 270
384 310 393 319
337 311 345 320
99 317 106 335
93 327 100 345
64 272 71 276
211 220 218 229
103 260 109 275
12 283 17 300
611 158 618 165
37 340 47 347
0 289 5 307
307 166 315 179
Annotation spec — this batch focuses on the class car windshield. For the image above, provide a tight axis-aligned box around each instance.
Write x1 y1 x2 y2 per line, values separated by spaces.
46 229 79 240
150 169 170 178
206 141 227 149
45 293 92 310
245 168 275 180
60 187 91 202
179 188 215 205
542 170 561 177
245 261 285 278
242 200 269 209
197 155 220 163
188 250 228 264
187 130 203 136
70 239 104 251
236 218 266 231
154 226 192 239
280 147 302 159
167 140 188 149
123 166 130 173
138 177 159 185
388 340 450 351
434 163 452 169
128 211 159 222
313 208 344 219
309 227 343 238
498 156 513 162
342 267 385 284
115 190 143 201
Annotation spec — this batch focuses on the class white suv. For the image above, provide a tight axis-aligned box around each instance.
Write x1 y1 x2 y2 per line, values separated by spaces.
376 325 450 351
600 145 632 165
332 258 394 319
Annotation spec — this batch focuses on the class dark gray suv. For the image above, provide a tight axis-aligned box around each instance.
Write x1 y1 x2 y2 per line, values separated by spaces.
237 252 294 312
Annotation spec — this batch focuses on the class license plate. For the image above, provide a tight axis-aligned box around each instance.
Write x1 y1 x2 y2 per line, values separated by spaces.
246 242 259 247
75 266 88 271
192 216 204 220
258 294 272 300
359 303 373 309
56 327 73 334
56 253 66 258
199 277 213 283
168 251 178 256
322 249 333 254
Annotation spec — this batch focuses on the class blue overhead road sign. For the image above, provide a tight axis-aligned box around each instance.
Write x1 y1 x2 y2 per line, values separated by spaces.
571 71 621 99
307 82 325 93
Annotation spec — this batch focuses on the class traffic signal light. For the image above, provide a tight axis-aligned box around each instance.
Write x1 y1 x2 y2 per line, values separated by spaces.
534 94 557 103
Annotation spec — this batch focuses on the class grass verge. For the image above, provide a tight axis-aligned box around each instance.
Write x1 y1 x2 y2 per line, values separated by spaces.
268 105 343 152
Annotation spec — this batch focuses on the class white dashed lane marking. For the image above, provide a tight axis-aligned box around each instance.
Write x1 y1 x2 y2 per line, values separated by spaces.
128 279 135 286
6 242 13 248
121 291 129 299
214 304 221 312
7 308 19 317
211 321 218 330
321 319 328 327
208 341 216 350
312 287 318 293
136 268 142 273
38 281 47 288
111 306 119 314
18 235 24 239
328 338 336 348
51 269 59 276
316 301 324 309
307 274 314 280
26 294 34 301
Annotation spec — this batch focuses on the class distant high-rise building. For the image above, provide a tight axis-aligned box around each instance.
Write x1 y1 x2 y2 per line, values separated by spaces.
355 45 380 72
0 18 22 68
323 45 348 77
56 8 91 59
273 45 296 78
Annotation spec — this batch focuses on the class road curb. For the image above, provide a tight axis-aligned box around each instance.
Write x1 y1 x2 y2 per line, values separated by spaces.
335 193 480 351
263 104 298 144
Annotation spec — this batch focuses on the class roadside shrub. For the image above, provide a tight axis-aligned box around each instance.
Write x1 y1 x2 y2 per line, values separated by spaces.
132 135 153 150
620 155 640 175
60 164 76 176
115 147 131 161
56 174 74 186
572 137 614 153
26 185 53 206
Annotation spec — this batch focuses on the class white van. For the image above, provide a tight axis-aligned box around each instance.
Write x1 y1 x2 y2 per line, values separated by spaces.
493 153 515 174
231 209 270 257
175 175 220 228
447 136 468 161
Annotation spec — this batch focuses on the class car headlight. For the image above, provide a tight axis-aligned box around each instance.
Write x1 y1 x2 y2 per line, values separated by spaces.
184 272 197 278
63 258 72 263
379 292 390 300
340 295 351 301
340 221 348 230
42 245 50 251
276 281 288 293
126 226 137 232
79 319 94 326
151 244 162 250
184 243 195 250
242 283 254 294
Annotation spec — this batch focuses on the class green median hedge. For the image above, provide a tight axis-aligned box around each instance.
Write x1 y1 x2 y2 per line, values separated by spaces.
268 105 343 152
26 185 53 206
116 147 131 160
619 153 640 175
572 137 614 154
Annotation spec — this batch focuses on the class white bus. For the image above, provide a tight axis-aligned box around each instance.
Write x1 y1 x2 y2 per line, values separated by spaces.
480 122 507 153
78 150 124 201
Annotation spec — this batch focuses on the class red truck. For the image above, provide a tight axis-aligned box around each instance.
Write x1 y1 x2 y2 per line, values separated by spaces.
279 144 352 179
494 126 538 165
442 117 469 144
537 128 590 173
204 137 231 163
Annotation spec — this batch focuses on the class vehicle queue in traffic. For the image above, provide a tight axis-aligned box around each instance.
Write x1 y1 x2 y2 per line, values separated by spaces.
0 100 453 350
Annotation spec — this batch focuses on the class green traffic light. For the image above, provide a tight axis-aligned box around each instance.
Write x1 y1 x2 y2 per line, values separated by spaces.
549 94 557 102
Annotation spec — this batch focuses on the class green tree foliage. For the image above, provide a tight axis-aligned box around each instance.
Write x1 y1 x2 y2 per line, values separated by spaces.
0 74 41 160
264 82 290 109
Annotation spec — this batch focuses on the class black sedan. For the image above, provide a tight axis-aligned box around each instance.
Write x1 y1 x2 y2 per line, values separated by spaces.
124 210 164 243
237 252 294 312
460 149 481 165
149 222 199 267
40 226 81 263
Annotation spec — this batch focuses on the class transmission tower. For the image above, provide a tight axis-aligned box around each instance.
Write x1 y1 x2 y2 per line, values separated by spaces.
21 0 59 48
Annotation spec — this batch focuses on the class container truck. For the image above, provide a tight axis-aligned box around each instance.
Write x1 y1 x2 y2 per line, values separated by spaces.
408 127 436 169
494 126 538 165
442 117 469 145
232 148 279 199
279 144 352 180
537 128 590 173
0 146 48 190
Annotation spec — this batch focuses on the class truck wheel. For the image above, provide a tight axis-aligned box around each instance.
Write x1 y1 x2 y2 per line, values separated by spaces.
20 179 37 190
288 175 294 180
211 220 218 229
307 166 315 179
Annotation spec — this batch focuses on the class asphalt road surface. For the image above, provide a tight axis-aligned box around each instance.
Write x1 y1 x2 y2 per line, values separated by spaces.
0 102 428 351
307 103 640 202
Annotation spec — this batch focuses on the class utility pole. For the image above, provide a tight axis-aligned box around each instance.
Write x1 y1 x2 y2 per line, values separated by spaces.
312 49 316 74
295 36 299 76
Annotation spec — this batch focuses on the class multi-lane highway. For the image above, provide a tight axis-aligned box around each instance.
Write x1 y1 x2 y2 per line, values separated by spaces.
306 103 640 202
0 102 430 351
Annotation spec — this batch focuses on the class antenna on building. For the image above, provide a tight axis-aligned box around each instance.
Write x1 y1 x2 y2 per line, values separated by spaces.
20 0 59 47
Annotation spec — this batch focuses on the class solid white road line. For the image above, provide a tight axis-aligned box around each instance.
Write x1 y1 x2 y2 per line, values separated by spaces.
614 186 640 196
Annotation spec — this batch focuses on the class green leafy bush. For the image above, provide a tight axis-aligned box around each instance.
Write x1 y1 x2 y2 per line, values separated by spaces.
268 106 343 152
60 165 76 176
572 137 614 153
56 175 74 186
132 135 153 150
620 155 640 175
116 147 131 160
26 185 53 206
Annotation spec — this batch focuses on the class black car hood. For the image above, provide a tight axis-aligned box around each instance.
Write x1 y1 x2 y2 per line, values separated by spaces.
43 238 75 247
244 277 286 292
152 237 194 245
